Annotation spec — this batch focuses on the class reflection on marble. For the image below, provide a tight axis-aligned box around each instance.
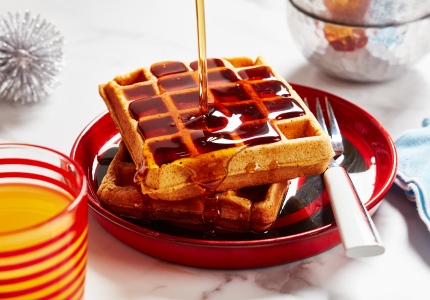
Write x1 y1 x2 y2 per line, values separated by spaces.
1 0 430 299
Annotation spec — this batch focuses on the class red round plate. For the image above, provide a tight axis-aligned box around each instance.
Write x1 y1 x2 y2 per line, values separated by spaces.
70 84 397 269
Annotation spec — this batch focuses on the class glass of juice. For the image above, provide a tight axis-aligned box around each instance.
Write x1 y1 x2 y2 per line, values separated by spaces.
0 143 88 300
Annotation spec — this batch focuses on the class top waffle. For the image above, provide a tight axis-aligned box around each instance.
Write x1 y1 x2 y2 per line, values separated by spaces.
99 56 334 201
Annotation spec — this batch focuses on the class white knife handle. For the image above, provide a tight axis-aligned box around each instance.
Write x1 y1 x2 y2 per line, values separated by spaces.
324 166 385 258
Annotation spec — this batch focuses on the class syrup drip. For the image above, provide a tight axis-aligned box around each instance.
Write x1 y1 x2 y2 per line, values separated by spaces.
195 0 208 115
202 195 220 234
191 147 242 195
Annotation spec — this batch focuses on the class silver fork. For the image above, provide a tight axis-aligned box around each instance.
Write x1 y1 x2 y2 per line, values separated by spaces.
313 97 384 258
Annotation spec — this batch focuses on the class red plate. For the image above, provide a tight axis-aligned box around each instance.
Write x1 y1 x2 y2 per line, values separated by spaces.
70 84 397 269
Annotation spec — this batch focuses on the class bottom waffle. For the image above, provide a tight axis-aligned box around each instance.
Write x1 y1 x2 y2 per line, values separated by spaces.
96 142 290 233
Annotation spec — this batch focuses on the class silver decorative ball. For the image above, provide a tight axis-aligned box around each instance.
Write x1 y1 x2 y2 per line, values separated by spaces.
0 11 64 104
286 0 430 82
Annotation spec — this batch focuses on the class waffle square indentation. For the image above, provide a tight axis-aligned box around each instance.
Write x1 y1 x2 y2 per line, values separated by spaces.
190 131 237 154
252 80 291 98
137 116 178 139
170 91 200 110
148 137 191 166
129 96 168 120
238 66 275 80
265 98 305 120
211 85 250 103
150 61 189 78
190 58 226 70
207 69 239 85
158 73 197 92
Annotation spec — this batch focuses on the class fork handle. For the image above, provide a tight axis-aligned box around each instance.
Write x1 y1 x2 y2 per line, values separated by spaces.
324 166 385 258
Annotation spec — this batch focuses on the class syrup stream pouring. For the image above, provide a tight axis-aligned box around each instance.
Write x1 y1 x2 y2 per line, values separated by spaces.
195 0 208 115
311 97 385 258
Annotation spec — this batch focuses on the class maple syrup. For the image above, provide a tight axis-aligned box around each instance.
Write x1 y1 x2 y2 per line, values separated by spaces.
129 95 168 119
128 66 306 167
238 66 276 80
150 61 188 78
158 73 197 92
195 0 209 114
171 90 200 110
207 68 239 85
148 137 191 166
190 58 225 70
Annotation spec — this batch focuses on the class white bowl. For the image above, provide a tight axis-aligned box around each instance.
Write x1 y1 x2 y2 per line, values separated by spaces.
287 0 430 82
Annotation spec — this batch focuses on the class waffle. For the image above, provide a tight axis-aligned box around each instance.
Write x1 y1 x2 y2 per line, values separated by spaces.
99 56 334 201
97 142 289 232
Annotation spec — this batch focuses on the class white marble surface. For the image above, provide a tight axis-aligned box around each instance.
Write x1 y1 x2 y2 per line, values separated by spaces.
1 0 430 299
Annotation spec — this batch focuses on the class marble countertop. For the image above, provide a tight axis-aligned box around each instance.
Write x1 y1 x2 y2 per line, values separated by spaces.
1 0 430 299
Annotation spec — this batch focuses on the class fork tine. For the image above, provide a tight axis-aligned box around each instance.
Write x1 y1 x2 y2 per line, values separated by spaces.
303 97 309 108
315 98 328 134
324 97 343 154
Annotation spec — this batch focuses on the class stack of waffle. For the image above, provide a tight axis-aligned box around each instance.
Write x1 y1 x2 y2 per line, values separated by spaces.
97 56 334 232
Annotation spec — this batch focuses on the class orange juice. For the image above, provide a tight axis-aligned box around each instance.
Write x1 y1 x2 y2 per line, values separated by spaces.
0 182 86 300
0 182 72 233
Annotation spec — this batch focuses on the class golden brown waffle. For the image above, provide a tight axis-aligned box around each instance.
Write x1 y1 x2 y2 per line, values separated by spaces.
99 56 333 201
97 142 289 232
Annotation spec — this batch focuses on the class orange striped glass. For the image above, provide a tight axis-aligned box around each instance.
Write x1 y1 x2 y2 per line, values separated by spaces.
0 143 88 300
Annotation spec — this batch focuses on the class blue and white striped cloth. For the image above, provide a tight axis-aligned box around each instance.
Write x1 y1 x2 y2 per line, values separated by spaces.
395 118 430 232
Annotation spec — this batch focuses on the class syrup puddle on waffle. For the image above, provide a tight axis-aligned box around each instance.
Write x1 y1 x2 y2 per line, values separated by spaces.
127 62 307 163
129 64 307 196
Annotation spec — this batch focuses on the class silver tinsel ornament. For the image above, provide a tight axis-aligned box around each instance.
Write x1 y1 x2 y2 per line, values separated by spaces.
0 11 64 104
